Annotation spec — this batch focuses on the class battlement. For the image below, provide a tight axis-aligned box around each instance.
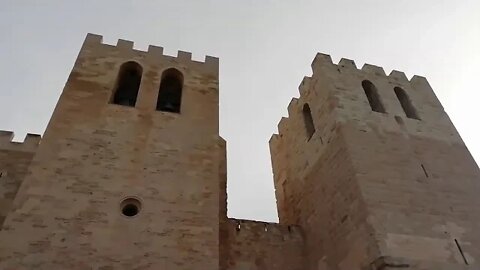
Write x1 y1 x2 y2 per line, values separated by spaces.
221 218 305 269
227 218 302 239
310 52 429 87
271 52 438 139
82 33 219 74
0 131 41 153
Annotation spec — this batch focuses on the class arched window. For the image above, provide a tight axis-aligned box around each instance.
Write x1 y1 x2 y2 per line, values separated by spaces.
157 68 183 113
394 87 419 120
112 61 142 107
362 80 385 113
302 103 315 140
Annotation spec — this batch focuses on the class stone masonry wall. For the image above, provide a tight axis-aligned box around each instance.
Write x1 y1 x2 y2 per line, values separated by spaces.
269 54 381 270
0 34 221 270
2 33 479 270
0 131 40 228
220 218 305 270
270 53 480 269
330 57 480 268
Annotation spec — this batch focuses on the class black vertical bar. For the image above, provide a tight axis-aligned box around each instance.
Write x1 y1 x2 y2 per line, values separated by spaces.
455 239 469 265
421 164 429 178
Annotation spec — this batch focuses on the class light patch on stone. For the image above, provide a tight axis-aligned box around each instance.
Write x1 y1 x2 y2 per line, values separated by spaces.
385 233 452 262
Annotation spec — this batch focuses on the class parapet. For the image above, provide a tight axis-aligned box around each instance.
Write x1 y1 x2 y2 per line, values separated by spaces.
226 218 303 240
310 52 430 87
82 33 219 74
0 131 41 153
271 52 436 137
221 218 305 269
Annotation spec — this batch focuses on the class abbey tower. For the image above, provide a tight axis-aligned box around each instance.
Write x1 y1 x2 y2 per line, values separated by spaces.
0 34 478 270
0 34 223 269
269 54 480 269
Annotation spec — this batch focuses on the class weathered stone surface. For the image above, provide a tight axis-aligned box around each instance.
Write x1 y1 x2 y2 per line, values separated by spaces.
0 132 40 229
220 218 305 270
270 57 480 269
0 33 221 269
1 34 478 270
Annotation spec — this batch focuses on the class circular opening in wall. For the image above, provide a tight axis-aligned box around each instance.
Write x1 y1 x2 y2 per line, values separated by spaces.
120 197 142 217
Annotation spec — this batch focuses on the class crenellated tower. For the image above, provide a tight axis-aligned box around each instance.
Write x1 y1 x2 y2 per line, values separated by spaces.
1 34 479 270
0 33 223 269
270 54 480 269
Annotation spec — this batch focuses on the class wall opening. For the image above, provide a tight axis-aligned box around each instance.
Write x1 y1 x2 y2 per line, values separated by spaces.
157 68 183 113
236 222 241 232
112 61 143 107
120 197 142 217
394 87 419 120
302 103 315 140
362 80 386 113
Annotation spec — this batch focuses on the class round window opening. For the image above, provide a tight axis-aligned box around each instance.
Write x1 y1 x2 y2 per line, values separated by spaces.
120 197 142 217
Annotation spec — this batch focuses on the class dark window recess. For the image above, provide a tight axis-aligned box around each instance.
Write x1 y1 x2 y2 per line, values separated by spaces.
394 87 420 120
112 61 143 107
157 68 183 113
362 80 386 113
302 103 315 140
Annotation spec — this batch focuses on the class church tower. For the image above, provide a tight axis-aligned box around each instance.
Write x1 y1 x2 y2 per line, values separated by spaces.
270 54 480 269
0 34 223 269
2 33 479 270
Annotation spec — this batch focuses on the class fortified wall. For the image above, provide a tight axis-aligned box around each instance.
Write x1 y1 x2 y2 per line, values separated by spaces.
220 219 305 269
0 131 40 227
0 34 478 270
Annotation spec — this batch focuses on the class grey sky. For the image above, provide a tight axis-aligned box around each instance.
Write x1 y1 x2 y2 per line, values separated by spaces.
0 0 479 222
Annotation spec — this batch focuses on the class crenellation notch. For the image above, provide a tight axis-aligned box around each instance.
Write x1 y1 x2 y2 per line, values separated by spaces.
0 130 41 153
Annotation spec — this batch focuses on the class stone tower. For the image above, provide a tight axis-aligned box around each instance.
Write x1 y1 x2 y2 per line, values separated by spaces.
270 54 480 269
1 34 479 270
0 33 223 269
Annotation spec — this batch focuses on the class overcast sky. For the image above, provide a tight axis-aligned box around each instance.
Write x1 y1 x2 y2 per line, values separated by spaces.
0 0 479 222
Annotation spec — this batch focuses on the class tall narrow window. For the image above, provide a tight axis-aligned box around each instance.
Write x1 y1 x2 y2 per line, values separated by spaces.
362 80 385 113
302 103 315 140
112 61 143 107
394 87 419 120
157 68 183 113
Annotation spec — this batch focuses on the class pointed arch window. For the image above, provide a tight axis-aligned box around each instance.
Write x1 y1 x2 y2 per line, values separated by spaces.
394 87 419 120
302 103 315 140
157 68 183 113
362 80 385 113
112 61 143 107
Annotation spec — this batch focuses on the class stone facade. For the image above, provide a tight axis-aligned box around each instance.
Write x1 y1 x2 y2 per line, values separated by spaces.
0 34 478 269
270 54 480 270
0 131 40 228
